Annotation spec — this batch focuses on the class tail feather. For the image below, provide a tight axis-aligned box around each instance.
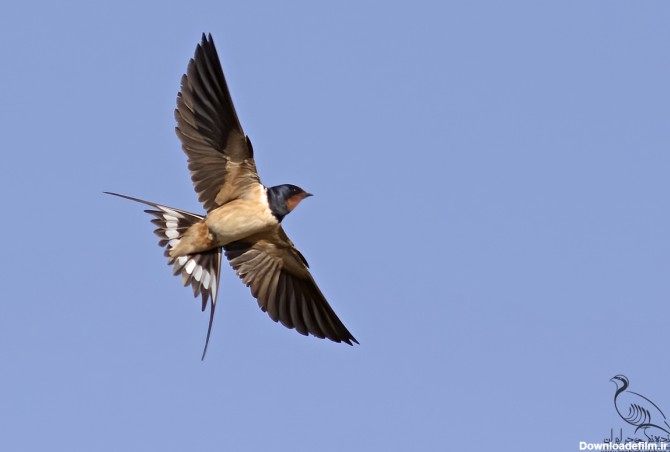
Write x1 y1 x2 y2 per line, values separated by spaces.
105 192 222 359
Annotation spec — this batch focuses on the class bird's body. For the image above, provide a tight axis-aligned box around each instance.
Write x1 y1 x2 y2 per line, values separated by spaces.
107 34 357 357
171 184 277 257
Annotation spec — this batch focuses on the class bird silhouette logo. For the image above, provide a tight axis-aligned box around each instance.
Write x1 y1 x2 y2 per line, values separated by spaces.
610 375 670 440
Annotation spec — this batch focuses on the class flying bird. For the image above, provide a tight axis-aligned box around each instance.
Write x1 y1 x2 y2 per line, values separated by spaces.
107 34 357 358
610 375 670 439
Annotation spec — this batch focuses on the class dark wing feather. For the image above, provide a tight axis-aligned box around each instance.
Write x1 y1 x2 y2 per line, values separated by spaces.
175 33 261 212
224 227 358 345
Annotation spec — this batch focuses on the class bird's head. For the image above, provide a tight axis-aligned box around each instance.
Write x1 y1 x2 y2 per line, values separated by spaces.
267 184 313 222
610 375 629 391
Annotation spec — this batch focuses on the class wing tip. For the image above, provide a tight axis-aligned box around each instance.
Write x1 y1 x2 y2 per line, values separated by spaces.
337 333 359 346
201 32 213 45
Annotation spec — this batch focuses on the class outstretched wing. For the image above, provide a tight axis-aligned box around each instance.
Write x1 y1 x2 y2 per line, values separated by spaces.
175 33 261 212
224 227 358 345
105 192 222 359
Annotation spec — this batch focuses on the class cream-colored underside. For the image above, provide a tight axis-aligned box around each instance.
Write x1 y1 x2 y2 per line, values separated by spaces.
205 184 277 244
170 184 276 257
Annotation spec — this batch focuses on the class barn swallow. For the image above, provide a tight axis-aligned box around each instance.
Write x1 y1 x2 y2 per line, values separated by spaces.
106 33 357 358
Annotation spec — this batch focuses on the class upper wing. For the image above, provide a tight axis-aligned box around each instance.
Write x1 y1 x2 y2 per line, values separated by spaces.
175 33 261 212
223 227 358 345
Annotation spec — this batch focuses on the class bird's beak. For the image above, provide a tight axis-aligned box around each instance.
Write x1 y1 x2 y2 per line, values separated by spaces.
303 192 313 198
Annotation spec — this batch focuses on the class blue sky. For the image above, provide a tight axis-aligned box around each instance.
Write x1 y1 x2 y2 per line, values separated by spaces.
2 1 670 451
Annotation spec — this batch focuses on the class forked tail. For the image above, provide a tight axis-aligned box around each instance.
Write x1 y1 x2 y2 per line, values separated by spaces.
105 192 222 359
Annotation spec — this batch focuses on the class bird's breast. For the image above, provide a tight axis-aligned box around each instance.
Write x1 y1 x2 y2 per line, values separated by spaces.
205 186 278 246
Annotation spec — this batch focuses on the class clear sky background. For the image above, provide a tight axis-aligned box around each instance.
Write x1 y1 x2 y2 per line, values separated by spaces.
1 1 669 451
